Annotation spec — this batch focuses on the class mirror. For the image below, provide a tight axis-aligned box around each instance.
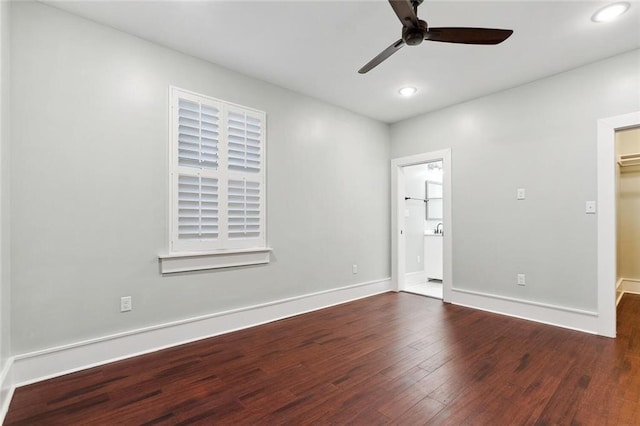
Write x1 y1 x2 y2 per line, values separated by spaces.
425 180 443 220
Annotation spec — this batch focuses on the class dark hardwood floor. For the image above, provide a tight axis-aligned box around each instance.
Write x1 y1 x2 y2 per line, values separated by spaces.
5 292 640 425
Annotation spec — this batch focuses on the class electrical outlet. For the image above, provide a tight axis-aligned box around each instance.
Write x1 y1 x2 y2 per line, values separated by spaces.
352 264 358 274
517 274 526 286
586 201 596 214
120 296 132 312
517 188 526 200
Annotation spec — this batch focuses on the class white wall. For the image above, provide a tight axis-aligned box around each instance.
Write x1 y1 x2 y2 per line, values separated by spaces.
391 49 640 312
10 2 390 354
616 127 640 281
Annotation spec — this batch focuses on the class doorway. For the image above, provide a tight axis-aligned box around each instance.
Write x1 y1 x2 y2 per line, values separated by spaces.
597 111 640 338
391 150 452 302
402 161 444 299
615 127 640 304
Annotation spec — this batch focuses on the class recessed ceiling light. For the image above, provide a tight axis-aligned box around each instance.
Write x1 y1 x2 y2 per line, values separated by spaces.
399 87 417 97
592 2 630 23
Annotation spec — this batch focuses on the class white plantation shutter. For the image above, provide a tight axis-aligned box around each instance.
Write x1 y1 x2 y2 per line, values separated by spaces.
170 87 266 253
227 110 262 173
177 175 218 240
178 99 219 170
228 179 261 239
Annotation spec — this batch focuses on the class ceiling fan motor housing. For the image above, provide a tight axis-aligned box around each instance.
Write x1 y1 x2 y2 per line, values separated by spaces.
402 20 428 46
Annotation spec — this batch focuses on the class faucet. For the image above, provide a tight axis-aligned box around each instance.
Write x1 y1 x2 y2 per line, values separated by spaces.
436 223 443 234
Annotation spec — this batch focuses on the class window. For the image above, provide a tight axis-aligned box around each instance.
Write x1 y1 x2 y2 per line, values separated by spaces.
160 87 269 273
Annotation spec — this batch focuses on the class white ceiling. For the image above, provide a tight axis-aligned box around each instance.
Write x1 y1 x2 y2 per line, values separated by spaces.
44 0 640 123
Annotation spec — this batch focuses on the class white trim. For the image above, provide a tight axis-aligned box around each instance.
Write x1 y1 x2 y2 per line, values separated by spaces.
616 277 625 306
597 111 640 338
9 278 391 388
450 287 600 335
615 278 640 305
159 247 272 273
0 358 14 424
619 278 640 295
391 150 452 302
405 270 427 286
159 246 272 259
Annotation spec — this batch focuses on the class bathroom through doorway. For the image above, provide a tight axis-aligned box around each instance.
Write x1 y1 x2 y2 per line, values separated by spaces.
391 149 452 302
402 161 444 299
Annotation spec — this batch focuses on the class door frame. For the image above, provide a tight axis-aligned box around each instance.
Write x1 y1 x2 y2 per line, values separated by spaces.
597 111 640 338
391 149 452 301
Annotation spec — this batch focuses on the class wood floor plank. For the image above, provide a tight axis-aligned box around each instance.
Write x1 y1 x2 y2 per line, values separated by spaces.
6 292 640 425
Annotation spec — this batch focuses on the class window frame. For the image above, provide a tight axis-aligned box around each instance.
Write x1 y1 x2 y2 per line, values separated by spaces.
160 86 270 273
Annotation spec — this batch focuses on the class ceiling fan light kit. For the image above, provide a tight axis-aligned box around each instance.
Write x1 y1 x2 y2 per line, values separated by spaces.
359 0 514 74
591 2 630 23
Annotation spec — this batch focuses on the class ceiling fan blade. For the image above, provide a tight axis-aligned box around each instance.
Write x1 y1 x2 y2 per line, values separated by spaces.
425 27 513 45
358 39 405 74
388 0 419 29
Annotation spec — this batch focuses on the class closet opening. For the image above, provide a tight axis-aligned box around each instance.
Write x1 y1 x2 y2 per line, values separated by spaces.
615 126 640 306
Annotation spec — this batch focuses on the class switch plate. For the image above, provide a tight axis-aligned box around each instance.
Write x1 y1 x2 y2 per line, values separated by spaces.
352 264 358 274
120 296 132 312
586 201 596 214
517 188 526 200
417 255 421 264
517 274 526 286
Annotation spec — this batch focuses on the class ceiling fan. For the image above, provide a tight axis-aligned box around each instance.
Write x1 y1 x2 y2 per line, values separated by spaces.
359 0 513 74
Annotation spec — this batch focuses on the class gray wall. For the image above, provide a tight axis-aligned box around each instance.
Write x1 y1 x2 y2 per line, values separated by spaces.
1 0 11 372
10 2 390 354
8 1 639 357
391 49 640 312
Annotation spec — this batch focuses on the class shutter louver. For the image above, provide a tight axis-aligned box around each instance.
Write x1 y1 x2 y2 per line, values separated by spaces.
178 98 219 170
228 179 261 239
178 175 218 240
227 111 261 173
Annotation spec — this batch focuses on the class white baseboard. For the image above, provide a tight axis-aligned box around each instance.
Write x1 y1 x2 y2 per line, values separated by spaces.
449 287 601 335
0 358 14 424
620 278 640 295
8 278 391 393
405 270 426 286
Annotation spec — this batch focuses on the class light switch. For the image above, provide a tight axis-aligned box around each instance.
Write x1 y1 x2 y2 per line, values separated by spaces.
517 188 526 200
586 201 596 214
404 209 410 217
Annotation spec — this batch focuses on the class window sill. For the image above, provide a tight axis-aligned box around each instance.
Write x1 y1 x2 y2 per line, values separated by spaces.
159 247 272 274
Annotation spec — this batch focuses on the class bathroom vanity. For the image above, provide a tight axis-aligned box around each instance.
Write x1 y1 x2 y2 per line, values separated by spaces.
424 233 443 281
